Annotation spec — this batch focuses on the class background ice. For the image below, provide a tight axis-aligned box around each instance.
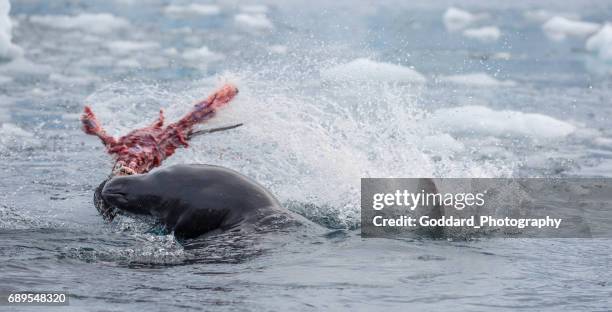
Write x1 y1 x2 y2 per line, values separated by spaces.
321 58 426 83
29 13 130 34
439 72 515 86
234 12 274 32
586 23 612 61
0 0 21 59
163 4 221 17
427 106 576 139
462 26 501 42
542 16 600 41
443 7 487 32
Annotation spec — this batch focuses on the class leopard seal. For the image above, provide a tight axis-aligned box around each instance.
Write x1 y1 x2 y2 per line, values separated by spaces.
97 164 302 239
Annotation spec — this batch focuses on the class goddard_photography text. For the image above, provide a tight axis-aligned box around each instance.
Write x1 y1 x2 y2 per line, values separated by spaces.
370 189 562 229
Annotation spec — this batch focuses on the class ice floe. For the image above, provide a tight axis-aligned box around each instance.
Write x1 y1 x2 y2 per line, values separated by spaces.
428 106 575 139
443 7 487 32
321 58 426 83
182 46 225 67
30 13 130 34
439 72 515 87
106 40 159 54
586 23 612 62
117 58 140 68
462 26 500 42
240 5 269 14
268 44 287 54
523 9 579 23
163 4 221 17
492 52 511 60
234 13 274 32
0 0 21 59
0 57 52 75
542 16 600 41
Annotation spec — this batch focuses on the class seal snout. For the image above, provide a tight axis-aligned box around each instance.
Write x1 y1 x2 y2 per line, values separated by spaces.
101 180 129 206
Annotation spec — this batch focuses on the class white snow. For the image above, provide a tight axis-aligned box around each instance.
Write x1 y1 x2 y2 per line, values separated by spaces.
182 46 225 67
30 13 130 34
106 40 159 54
321 58 426 83
586 23 612 62
462 26 500 42
443 7 486 32
440 72 515 87
542 16 600 41
0 0 22 59
234 13 274 31
163 4 221 17
428 106 576 139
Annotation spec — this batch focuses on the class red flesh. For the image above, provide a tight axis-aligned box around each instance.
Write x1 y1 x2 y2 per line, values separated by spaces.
81 84 239 175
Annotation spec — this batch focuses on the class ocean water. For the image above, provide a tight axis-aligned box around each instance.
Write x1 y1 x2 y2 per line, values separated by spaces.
1 0 612 310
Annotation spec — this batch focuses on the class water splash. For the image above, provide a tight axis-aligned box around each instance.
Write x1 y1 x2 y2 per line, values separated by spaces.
85 64 510 229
